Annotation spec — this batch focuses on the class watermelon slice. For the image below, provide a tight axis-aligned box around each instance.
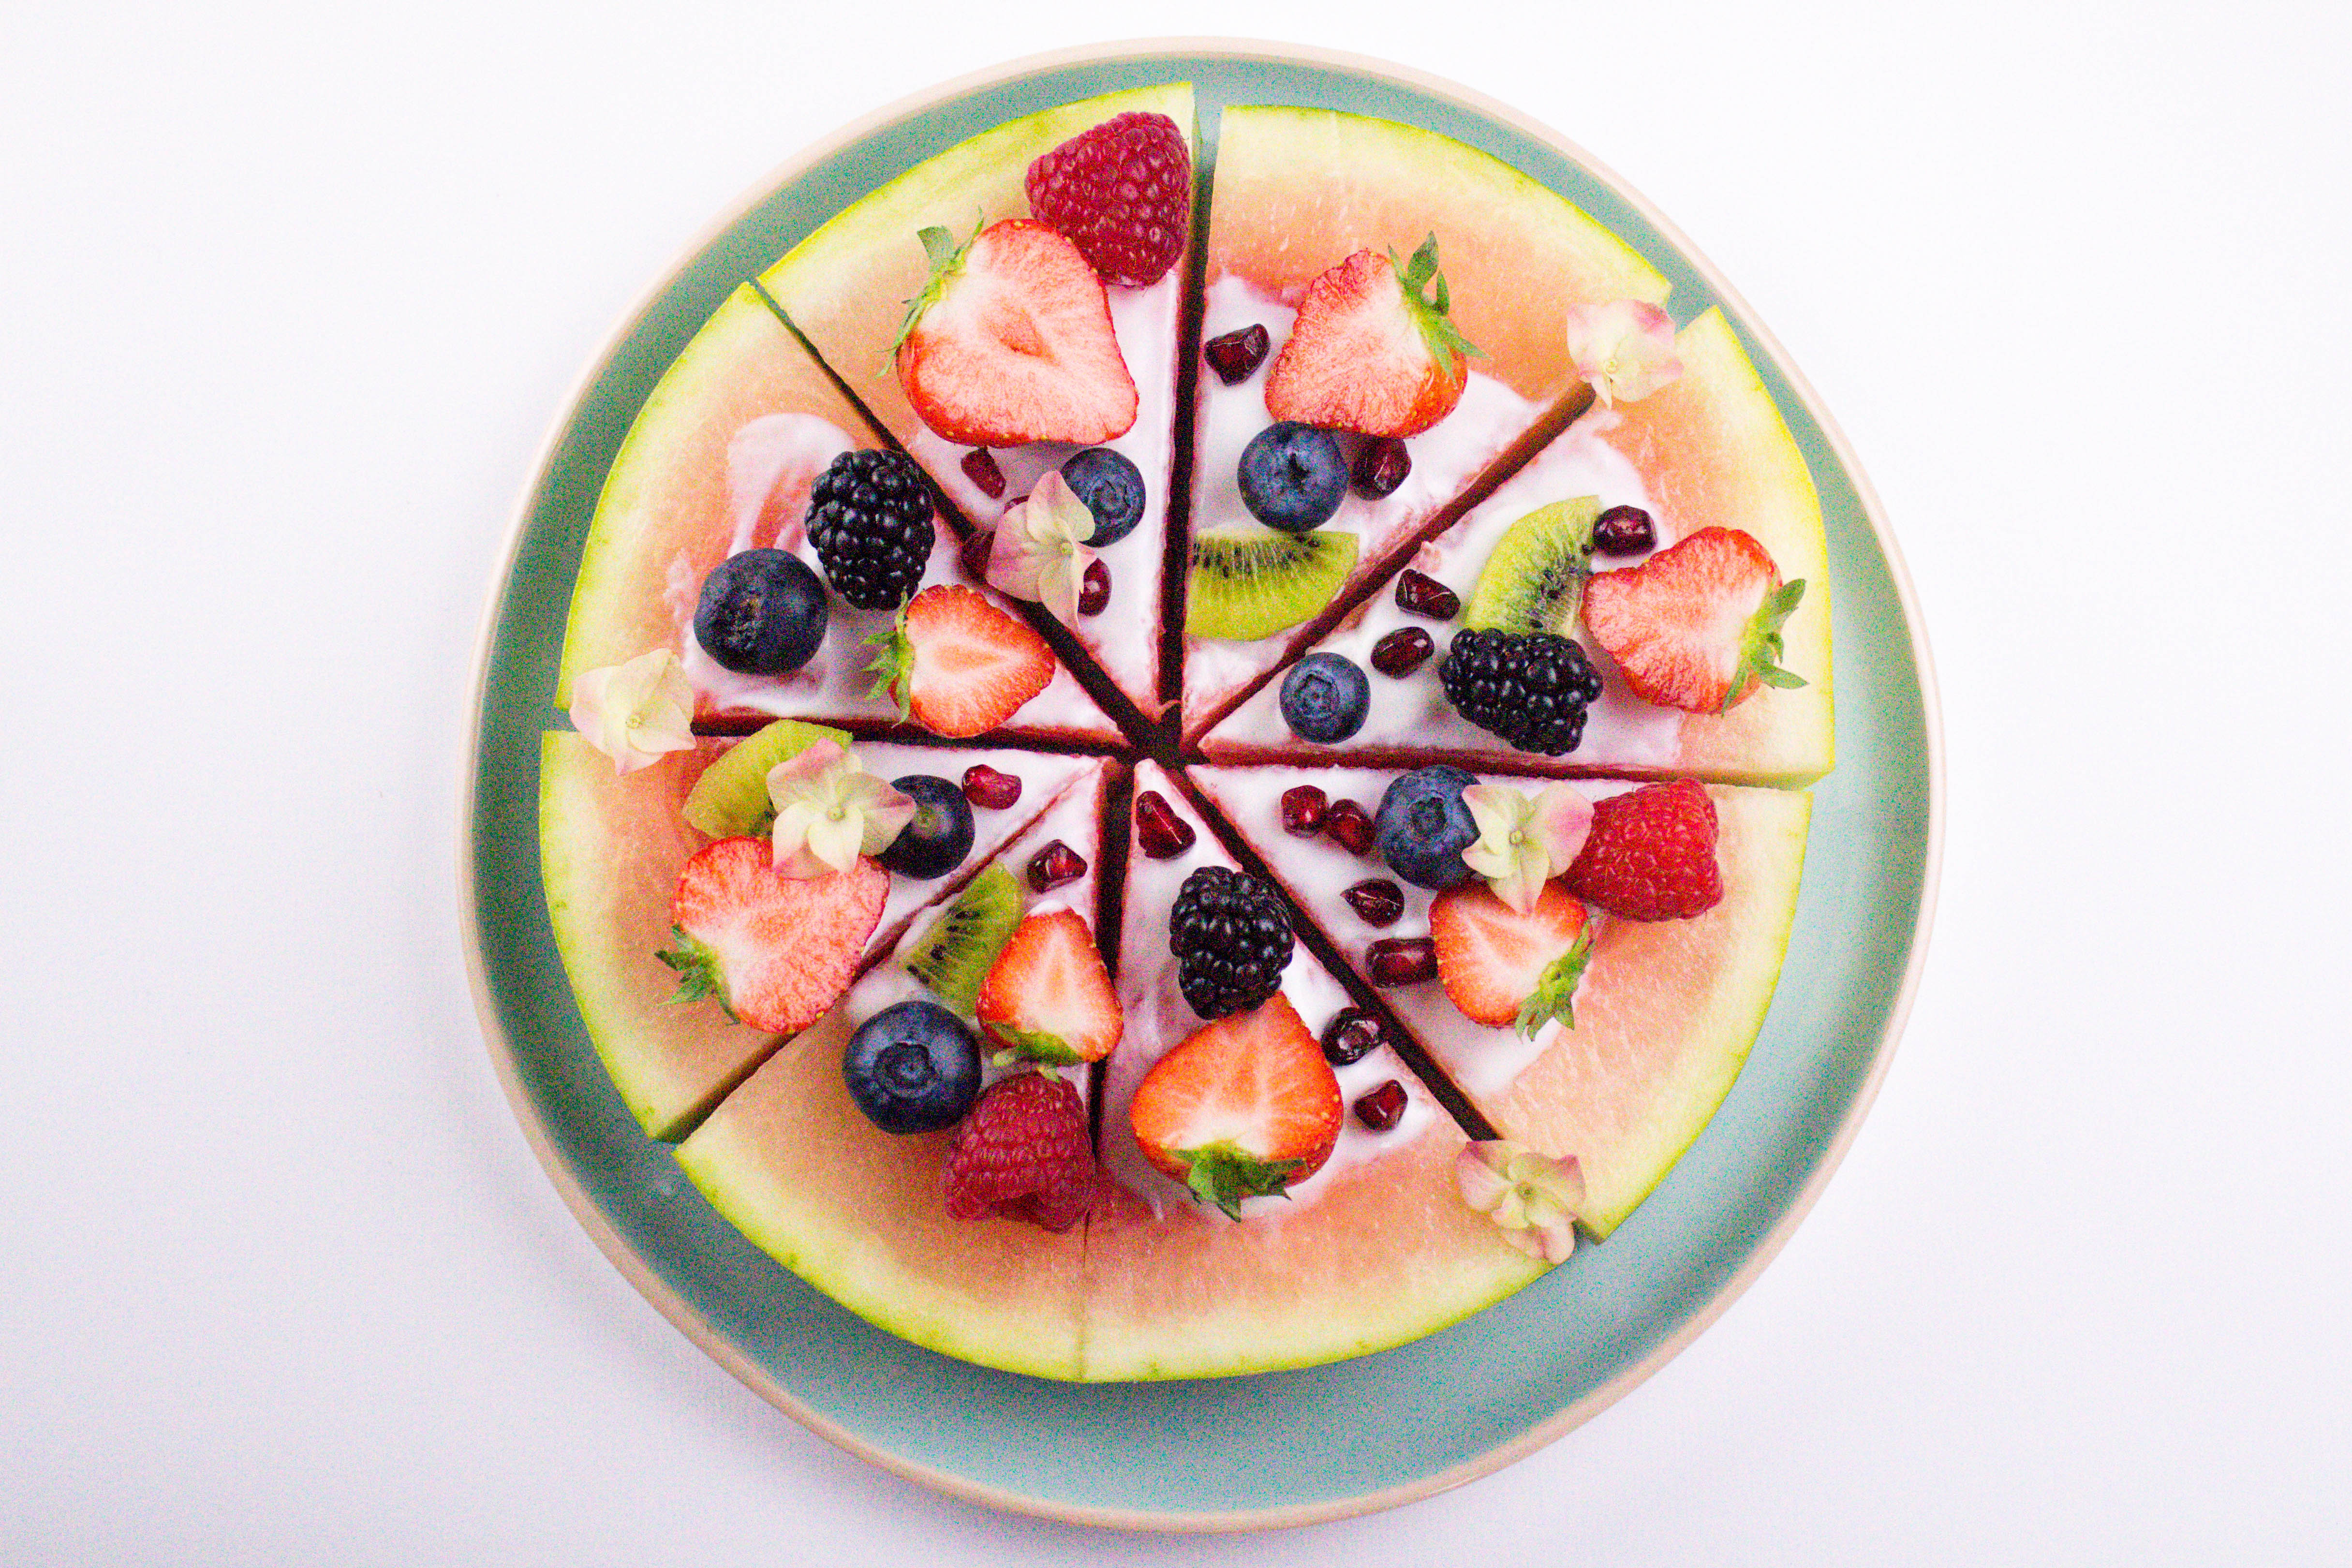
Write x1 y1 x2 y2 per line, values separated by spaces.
1180 106 1672 741
540 729 1095 1139
1191 764 1809 1236
675 760 1116 1379
760 85 1197 722
1083 763 1546 1379
554 282 1117 745
1200 309 1834 787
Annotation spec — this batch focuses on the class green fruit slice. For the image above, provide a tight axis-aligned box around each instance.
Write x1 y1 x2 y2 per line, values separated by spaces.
902 864 1025 1016
680 719 849 839
1184 527 1358 641
1462 497 1600 635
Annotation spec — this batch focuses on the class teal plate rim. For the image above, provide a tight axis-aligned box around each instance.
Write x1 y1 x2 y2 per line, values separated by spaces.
460 38 1945 1534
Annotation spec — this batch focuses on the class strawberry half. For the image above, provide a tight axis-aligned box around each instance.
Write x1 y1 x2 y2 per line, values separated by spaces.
865 584 1056 739
976 910 1123 1066
1430 880 1594 1035
1263 236 1480 437
1128 993 1343 1218
657 838 888 1035
1562 779 1723 921
1582 526 1807 713
894 219 1139 446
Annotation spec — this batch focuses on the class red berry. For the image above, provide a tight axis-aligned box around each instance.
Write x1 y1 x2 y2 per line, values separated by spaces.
958 527 995 586
1352 436 1411 499
942 1071 1096 1232
1593 503 1655 556
1078 557 1111 616
962 447 1006 500
1324 798 1376 856
1562 779 1723 921
1133 790 1195 859
1203 324 1271 384
1028 839 1087 894
1395 569 1459 620
1353 1079 1408 1131
1366 936 1437 986
1025 111 1191 287
1280 785 1328 836
1342 879 1405 927
962 764 1021 811
1320 1007 1387 1065
1370 626 1434 677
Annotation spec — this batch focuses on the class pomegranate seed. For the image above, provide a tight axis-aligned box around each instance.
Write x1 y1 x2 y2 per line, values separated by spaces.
1324 799 1376 856
1342 879 1405 926
1203 324 1271 385
1370 626 1435 677
1078 557 1110 616
1027 840 1087 893
1593 504 1656 556
1280 785 1328 836
1366 936 1437 986
1394 570 1460 621
1320 1007 1387 1065
961 448 1006 500
962 765 1021 811
1352 437 1411 499
959 527 996 585
1133 790 1195 859
1353 1079 1408 1131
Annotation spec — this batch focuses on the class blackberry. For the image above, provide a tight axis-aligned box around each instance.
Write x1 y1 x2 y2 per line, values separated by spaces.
806 449 934 610
1438 629 1605 755
1169 865 1293 1020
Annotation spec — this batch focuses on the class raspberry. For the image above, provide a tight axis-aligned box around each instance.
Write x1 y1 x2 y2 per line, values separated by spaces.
941 1072 1095 1232
1563 779 1724 921
1025 112 1190 287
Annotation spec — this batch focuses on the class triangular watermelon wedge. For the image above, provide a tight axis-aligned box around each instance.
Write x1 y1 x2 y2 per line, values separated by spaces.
1199 309 1834 787
674 759 1116 1380
1083 762 1546 1380
555 282 1118 745
539 727 1096 1139
1180 106 1672 742
760 85 1198 724
1190 764 1809 1236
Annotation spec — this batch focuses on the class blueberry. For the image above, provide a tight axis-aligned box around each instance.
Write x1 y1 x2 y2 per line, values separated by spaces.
1237 422 1347 533
879 775 974 880
843 1001 981 1134
1373 766 1479 889
692 549 828 674
1279 652 1370 743
1061 447 1146 546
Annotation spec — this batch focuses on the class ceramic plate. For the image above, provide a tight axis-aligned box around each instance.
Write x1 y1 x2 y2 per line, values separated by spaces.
461 39 1941 1531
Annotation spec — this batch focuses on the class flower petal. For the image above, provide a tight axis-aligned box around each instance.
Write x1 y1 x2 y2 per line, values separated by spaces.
1454 1141 1516 1213
568 649 697 774
986 471 1095 620
1563 299 1683 407
1530 783 1595 875
803 809 864 877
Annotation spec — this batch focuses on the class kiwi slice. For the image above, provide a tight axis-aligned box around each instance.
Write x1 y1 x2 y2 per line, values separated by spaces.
1185 526 1359 642
680 718 850 838
903 864 1025 1015
1462 498 1602 635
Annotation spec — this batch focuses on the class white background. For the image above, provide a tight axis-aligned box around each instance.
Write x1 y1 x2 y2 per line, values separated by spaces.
6 2 2349 1561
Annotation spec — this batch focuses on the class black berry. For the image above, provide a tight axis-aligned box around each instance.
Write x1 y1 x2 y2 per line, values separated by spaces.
1169 865 1292 1019
807 449 934 610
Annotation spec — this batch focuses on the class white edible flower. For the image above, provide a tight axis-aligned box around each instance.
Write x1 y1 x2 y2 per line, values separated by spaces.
567 649 696 774
765 740 916 879
1563 299 1683 407
985 469 1096 621
1456 1141 1584 1264
1461 782 1593 914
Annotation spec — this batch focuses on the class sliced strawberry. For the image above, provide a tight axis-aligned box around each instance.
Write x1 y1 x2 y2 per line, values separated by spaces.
866 585 1056 739
1563 779 1723 921
1582 526 1808 713
895 219 1138 446
942 1071 1096 1232
1128 993 1343 1218
1263 236 1479 437
976 910 1123 1066
1430 880 1593 1035
658 838 888 1035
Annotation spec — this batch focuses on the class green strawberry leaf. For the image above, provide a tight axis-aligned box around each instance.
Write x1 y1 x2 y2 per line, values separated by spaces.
1726 577 1808 712
861 610 915 721
1178 1144 1307 1221
890 218 982 357
1387 232 1486 367
655 928 738 1022
986 1022 1082 1068
1515 925 1596 1038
